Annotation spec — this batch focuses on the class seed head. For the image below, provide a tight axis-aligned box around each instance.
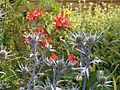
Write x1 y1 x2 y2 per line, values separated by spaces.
0 49 13 59
0 50 6 59
75 35 83 43
98 76 106 85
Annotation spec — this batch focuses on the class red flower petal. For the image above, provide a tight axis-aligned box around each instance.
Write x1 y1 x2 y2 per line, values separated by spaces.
68 54 76 61
51 53 57 60
37 25 48 34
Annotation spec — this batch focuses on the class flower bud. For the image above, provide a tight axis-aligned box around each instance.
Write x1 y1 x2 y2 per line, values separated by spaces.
23 67 29 73
57 60 65 70
0 50 6 59
98 76 106 85
87 35 95 44
75 35 83 43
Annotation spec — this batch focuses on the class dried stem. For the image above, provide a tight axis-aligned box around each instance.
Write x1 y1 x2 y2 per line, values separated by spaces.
24 72 27 89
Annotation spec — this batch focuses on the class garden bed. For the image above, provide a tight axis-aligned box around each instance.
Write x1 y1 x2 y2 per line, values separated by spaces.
0 0 120 90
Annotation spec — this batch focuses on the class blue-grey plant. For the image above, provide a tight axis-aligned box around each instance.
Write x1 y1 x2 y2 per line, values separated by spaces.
0 82 11 90
68 30 110 90
23 32 50 90
90 70 112 90
17 63 32 89
43 56 74 90
0 44 14 59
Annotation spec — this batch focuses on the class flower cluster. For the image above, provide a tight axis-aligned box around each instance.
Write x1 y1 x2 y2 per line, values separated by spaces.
27 9 43 21
53 11 71 29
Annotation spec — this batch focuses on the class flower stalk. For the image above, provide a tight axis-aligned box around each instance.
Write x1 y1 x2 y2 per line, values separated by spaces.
28 43 38 90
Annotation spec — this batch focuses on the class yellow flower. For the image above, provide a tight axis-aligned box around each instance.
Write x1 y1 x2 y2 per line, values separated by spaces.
66 11 72 15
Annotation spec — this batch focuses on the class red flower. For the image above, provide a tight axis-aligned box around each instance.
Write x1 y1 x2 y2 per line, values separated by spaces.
71 61 79 67
37 25 48 34
53 11 71 29
28 9 43 20
68 53 80 67
68 54 76 61
99 1 103 7
50 53 57 60
38 38 51 48
23 37 29 44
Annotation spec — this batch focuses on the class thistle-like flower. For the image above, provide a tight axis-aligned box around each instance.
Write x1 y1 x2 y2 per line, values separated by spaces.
97 70 112 88
23 32 44 46
17 63 32 73
0 47 13 59
68 31 87 46
0 82 11 89
86 32 104 45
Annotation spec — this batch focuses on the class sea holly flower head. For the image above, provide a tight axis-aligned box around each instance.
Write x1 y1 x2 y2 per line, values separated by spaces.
97 70 112 88
27 9 43 21
53 11 71 29
17 63 32 73
86 32 104 45
39 78 54 90
0 82 11 89
68 31 87 46
23 32 44 46
43 53 57 66
44 53 62 67
0 47 14 59
72 59 104 78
